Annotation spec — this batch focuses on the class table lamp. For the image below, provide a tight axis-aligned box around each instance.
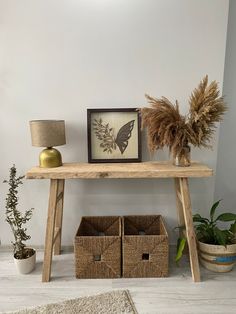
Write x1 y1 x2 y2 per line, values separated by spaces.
29 120 66 168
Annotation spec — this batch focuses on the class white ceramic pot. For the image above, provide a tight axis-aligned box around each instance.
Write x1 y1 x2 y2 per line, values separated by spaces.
14 248 36 274
198 241 236 272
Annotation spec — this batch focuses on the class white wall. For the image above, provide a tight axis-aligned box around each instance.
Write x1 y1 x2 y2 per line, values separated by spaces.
215 0 236 210
0 0 228 246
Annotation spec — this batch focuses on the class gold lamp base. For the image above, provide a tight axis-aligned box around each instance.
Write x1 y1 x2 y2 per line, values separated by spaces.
39 147 62 168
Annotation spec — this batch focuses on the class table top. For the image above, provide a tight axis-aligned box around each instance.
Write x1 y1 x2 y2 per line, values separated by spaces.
26 161 213 179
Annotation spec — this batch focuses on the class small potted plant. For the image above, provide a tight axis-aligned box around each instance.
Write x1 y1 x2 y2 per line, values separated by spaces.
140 76 227 166
176 200 236 272
4 165 36 274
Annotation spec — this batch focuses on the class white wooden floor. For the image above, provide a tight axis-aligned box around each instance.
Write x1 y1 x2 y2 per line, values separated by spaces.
0 249 236 314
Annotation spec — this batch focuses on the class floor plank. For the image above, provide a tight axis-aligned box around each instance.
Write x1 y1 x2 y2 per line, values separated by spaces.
0 250 236 313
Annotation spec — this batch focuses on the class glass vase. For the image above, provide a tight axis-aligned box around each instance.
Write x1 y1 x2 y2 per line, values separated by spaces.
173 145 191 167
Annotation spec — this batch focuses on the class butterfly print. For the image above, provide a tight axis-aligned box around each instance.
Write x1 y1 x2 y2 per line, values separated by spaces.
115 120 135 154
93 118 135 154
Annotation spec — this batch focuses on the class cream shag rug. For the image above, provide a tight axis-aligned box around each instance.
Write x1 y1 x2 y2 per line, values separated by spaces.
7 290 138 314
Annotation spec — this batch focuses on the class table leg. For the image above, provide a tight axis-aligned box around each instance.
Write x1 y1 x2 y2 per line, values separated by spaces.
42 179 59 282
178 177 201 282
174 178 185 234
54 180 65 255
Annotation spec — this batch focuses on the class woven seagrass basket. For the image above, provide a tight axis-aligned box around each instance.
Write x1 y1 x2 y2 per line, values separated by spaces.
122 215 168 278
74 216 121 279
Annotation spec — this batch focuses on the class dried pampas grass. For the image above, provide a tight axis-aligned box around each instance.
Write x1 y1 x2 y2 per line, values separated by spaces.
188 76 227 148
140 75 227 158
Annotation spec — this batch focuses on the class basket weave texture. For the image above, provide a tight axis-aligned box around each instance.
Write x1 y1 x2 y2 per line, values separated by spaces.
74 216 121 279
122 215 168 278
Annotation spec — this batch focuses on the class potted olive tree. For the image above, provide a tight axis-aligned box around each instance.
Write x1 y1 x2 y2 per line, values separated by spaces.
176 200 236 272
4 165 36 274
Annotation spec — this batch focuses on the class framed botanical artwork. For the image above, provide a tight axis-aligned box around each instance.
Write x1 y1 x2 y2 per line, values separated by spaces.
87 108 141 163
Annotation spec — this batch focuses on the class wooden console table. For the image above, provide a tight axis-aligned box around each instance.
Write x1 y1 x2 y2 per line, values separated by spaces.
26 161 213 283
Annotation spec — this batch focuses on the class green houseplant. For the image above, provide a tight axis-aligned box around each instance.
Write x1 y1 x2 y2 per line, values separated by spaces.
4 165 36 274
176 200 236 272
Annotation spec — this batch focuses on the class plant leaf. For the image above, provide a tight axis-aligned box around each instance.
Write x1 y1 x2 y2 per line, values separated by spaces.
175 237 187 263
216 213 236 222
214 227 227 246
229 221 236 234
210 200 221 222
193 214 209 224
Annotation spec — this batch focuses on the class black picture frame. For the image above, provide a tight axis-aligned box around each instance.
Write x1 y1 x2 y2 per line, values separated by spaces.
87 108 141 163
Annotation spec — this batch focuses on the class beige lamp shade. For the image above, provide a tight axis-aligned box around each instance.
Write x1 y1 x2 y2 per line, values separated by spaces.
30 120 66 147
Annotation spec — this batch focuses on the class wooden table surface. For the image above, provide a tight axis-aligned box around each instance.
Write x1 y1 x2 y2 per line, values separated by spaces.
26 161 213 179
